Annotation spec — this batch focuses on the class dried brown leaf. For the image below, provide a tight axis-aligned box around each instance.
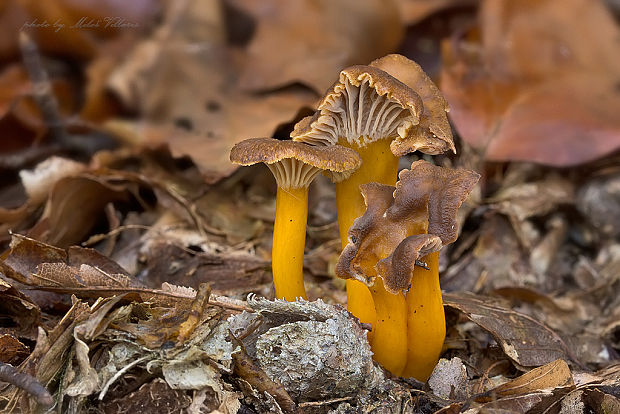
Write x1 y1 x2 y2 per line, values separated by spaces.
176 283 211 344
444 292 581 368
441 0 620 166
28 173 134 248
488 175 574 223
480 359 574 401
1 234 140 290
233 0 403 92
0 334 30 365
107 0 314 184
0 278 40 339
395 0 477 25
141 241 270 295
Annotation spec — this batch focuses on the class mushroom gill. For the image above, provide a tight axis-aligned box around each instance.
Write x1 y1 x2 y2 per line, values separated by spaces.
230 138 361 302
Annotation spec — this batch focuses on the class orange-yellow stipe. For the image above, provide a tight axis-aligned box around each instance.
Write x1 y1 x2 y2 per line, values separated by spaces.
402 252 445 380
369 278 408 376
272 186 308 301
336 139 399 327
336 139 407 374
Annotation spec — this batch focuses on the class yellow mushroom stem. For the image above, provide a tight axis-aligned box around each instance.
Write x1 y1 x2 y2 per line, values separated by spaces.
369 278 408 376
336 139 399 328
272 186 309 301
402 251 445 381
335 139 408 374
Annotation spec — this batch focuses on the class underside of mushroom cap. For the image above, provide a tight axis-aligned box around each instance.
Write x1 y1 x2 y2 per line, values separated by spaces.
291 65 423 148
230 138 361 189
336 160 480 290
370 54 456 156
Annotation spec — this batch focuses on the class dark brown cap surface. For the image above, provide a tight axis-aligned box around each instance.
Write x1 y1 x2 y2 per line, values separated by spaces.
336 160 479 291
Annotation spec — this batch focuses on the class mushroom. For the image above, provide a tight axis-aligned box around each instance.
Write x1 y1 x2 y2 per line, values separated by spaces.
230 138 361 301
291 55 455 330
337 160 479 378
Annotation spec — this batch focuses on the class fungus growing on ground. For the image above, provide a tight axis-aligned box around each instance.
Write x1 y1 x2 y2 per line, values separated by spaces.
291 54 455 368
337 160 479 378
230 138 361 301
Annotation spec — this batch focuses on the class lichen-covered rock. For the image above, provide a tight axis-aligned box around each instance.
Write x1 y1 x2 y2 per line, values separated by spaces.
229 296 416 410
255 318 372 401
232 296 376 402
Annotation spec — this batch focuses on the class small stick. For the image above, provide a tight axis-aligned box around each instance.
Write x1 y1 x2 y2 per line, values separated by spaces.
475 360 509 394
18 31 66 145
0 362 54 407
234 314 264 341
98 355 152 401
230 334 297 414
298 396 352 407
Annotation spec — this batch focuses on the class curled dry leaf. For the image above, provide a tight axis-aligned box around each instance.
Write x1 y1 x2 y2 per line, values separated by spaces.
476 359 574 402
0 334 30 365
27 173 135 248
441 0 620 166
0 234 139 290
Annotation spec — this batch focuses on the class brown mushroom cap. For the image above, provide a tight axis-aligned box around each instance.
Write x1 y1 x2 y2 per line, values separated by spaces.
376 234 443 293
291 65 423 148
230 138 361 188
393 160 480 244
370 54 456 156
336 160 480 291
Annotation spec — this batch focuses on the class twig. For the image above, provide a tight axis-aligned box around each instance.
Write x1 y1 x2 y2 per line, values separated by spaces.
19 31 66 145
298 396 352 407
475 360 509 394
0 362 53 407
23 286 254 312
98 355 152 400
81 224 153 246
230 334 297 414
234 314 264 341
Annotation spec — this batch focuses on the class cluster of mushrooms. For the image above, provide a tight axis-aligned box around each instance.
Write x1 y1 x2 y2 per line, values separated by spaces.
230 54 479 381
